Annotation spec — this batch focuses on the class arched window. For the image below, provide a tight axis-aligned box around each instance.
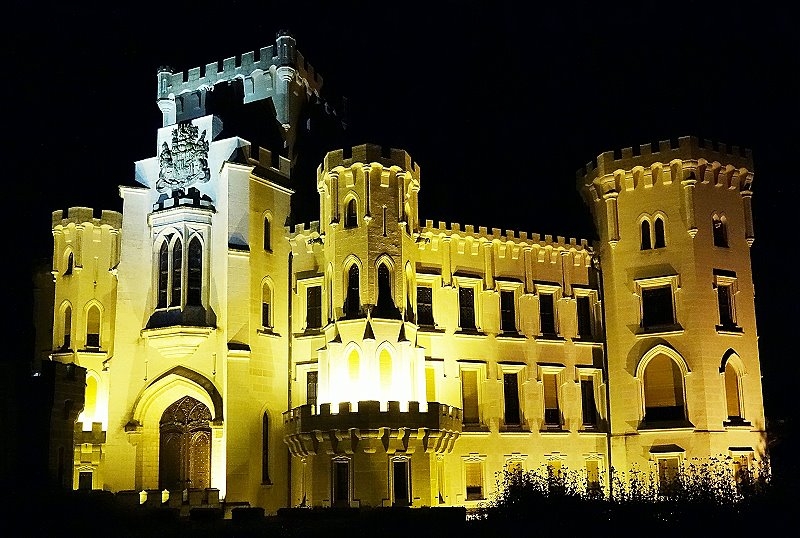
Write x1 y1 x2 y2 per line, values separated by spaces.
640 220 652 250
345 198 358 228
83 375 97 423
65 251 74 276
262 412 271 484
724 362 743 422
643 354 685 423
62 305 72 349
263 216 271 251
379 349 393 395
187 237 202 306
345 264 360 317
713 214 728 247
654 217 666 248
158 241 169 308
86 305 101 348
171 238 182 307
375 263 398 318
348 348 360 383
261 283 272 328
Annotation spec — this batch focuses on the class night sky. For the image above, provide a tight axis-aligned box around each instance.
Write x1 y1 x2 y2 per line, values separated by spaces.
7 2 797 449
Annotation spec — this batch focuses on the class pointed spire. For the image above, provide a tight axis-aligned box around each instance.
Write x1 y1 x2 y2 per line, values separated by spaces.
398 322 409 343
329 323 342 343
363 319 375 341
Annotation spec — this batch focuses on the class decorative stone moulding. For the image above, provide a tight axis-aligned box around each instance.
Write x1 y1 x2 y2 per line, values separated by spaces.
141 326 214 359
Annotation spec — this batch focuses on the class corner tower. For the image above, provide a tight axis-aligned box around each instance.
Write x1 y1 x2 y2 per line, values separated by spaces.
578 136 766 478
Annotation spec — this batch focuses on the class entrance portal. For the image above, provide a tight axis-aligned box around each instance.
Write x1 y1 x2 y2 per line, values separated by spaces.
159 395 212 491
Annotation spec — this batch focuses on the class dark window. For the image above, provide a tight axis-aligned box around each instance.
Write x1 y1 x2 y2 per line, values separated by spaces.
500 291 516 333
461 370 479 425
465 462 484 500
576 296 592 339
65 252 74 275
392 460 410 506
261 302 270 328
171 238 182 307
78 471 92 490
262 413 270 483
417 286 434 327
641 286 674 329
654 217 666 248
718 285 734 327
581 378 598 427
503 372 521 426
306 286 322 329
345 199 358 228
539 293 556 336
459 287 476 330
641 220 652 250
86 305 100 348
263 217 271 251
345 265 360 317
187 237 202 306
376 264 394 312
307 371 318 408
158 242 169 308
332 460 350 507
63 306 72 349
713 216 728 247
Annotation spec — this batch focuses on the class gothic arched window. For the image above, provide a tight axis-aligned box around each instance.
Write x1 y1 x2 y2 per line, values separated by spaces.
158 241 169 308
86 305 101 348
345 199 358 228
713 214 728 248
187 237 202 306
171 238 182 307
654 217 666 248
640 220 652 250
643 354 685 423
345 264 360 317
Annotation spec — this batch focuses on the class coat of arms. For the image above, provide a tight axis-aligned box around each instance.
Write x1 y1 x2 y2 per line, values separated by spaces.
157 123 211 192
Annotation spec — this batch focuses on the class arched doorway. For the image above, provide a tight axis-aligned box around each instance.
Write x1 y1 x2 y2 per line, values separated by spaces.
159 395 212 491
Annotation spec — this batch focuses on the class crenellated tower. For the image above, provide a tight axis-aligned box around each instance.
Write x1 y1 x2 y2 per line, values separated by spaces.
578 136 766 477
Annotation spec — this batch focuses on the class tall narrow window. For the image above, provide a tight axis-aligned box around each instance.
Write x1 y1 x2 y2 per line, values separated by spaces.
417 286 434 327
724 363 743 422
713 215 728 247
261 284 272 328
261 412 270 484
187 237 202 306
306 285 322 330
643 355 685 423
306 371 318 408
376 264 394 315
65 251 74 275
379 349 393 395
586 459 601 494
461 370 479 426
539 293 556 336
576 296 592 339
158 242 169 308
654 217 666 248
63 305 72 349
581 378 598 428
392 459 410 506
543 373 560 428
458 287 476 330
717 284 734 328
464 461 484 501
345 199 358 228
86 305 100 348
332 459 350 507
263 216 271 251
500 290 516 333
171 238 182 307
503 372 521 427
425 366 436 403
641 220 652 250
345 265 360 317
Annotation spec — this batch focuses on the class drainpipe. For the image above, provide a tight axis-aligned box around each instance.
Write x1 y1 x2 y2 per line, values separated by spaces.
287 251 293 507
592 251 613 500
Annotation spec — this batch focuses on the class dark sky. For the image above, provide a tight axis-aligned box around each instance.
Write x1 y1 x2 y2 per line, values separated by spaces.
7 2 797 422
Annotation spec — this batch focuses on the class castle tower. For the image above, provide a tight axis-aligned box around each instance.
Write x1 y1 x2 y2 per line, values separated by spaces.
578 136 766 481
48 207 121 489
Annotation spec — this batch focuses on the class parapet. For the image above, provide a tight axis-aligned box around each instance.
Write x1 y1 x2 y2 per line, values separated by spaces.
322 144 421 176
578 136 754 184
157 32 323 102
52 207 122 230
249 146 291 178
420 220 591 252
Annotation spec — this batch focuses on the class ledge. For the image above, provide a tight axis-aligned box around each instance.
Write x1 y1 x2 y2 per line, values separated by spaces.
141 325 214 359
716 325 744 335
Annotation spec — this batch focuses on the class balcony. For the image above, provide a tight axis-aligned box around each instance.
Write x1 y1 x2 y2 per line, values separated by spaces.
283 400 462 457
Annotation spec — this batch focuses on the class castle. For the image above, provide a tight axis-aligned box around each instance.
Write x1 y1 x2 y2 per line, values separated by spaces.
36 32 767 512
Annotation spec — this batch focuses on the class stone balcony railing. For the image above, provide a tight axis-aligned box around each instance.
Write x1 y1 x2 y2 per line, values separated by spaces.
283 400 462 457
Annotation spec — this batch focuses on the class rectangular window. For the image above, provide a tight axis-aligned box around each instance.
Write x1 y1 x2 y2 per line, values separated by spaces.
461 369 479 426
576 296 592 339
543 373 560 428
500 290 516 333
581 378 598 428
464 461 484 501
641 286 674 329
332 459 350 507
586 459 601 493
78 471 92 490
459 287 476 330
657 456 680 494
307 371 318 408
503 372 521 427
306 285 322 330
417 286 434 327
261 302 270 328
717 284 734 327
425 366 436 403
539 293 556 336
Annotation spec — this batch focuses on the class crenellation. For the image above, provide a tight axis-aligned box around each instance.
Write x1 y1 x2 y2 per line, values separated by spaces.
418 221 591 252
52 207 122 229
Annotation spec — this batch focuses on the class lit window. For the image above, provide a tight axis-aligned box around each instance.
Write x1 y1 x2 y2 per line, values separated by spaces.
585 459 601 494
461 368 480 427
657 456 681 494
643 354 686 423
379 349 393 394
714 270 739 331
464 460 484 501
425 366 436 403
724 361 744 424
344 198 358 228
713 214 729 248
543 372 561 428
306 285 322 330
86 305 101 348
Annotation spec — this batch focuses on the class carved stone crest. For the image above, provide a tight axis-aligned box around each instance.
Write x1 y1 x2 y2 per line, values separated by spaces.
157 123 210 192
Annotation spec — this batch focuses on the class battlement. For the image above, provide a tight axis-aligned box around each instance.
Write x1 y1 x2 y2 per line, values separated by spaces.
322 144 421 176
287 220 321 239
420 220 590 251
248 146 291 178
157 33 323 102
52 207 122 230
578 136 754 184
